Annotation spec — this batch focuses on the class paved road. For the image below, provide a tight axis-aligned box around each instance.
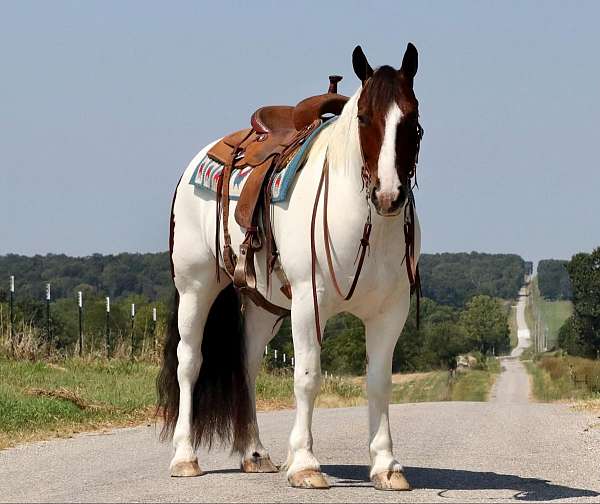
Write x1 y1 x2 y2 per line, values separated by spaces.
2 286 599 502
1 402 598 503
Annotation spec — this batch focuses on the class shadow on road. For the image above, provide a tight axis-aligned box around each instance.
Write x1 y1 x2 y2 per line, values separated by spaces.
322 464 599 501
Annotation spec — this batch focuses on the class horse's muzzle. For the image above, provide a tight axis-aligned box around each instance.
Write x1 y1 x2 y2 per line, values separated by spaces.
371 184 408 216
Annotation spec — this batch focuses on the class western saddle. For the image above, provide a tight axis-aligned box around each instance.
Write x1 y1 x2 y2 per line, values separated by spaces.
207 76 349 314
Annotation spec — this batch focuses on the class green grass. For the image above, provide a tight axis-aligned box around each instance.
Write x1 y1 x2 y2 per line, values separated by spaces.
0 357 158 448
536 299 572 347
0 357 366 449
391 360 500 403
0 355 503 450
530 278 573 348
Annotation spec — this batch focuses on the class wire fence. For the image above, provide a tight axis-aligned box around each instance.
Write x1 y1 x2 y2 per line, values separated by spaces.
1 276 356 382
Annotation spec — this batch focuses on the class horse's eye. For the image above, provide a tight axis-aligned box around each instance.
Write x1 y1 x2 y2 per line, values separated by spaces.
357 114 369 126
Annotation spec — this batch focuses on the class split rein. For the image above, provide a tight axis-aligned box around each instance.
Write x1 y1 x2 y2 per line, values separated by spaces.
310 123 423 346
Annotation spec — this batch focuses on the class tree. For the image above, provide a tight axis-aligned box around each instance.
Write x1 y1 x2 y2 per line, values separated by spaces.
558 316 588 356
564 247 600 356
538 259 572 300
460 295 510 355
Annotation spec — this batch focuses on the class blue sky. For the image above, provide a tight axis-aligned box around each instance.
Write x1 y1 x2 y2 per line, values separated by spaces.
1 1 598 264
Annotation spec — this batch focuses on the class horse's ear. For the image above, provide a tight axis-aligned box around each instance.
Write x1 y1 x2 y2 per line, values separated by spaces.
352 45 374 84
400 43 418 81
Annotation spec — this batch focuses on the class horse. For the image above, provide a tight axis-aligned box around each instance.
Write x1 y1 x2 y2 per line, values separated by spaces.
157 43 423 491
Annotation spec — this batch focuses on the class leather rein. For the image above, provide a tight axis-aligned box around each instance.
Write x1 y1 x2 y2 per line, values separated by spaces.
310 121 423 345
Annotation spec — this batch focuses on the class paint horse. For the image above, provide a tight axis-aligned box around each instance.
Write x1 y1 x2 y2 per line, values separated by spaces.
158 44 423 491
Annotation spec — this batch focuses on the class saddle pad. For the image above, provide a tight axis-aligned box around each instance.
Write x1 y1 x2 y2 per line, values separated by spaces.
189 119 334 203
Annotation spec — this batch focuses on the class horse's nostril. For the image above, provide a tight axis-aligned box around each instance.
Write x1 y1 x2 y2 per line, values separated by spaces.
370 186 378 206
397 185 408 206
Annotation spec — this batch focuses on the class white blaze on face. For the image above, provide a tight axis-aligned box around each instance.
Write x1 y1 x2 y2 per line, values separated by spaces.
377 102 403 209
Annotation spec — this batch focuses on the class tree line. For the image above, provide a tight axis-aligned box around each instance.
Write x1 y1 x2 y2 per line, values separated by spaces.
0 251 527 307
1 251 523 372
419 252 527 306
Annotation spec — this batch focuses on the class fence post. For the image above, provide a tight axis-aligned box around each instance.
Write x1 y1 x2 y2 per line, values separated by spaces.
130 303 136 360
78 291 83 357
45 283 51 353
152 307 157 353
105 297 111 358
9 276 15 354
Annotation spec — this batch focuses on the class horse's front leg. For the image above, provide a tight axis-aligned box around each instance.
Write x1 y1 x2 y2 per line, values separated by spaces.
285 291 329 489
365 298 412 491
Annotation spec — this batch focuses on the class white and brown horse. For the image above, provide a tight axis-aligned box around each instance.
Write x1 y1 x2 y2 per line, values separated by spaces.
157 44 423 491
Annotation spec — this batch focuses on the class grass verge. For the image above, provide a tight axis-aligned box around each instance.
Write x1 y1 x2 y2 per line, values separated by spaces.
390 359 500 403
0 357 158 449
524 354 600 402
0 357 364 450
1 356 501 450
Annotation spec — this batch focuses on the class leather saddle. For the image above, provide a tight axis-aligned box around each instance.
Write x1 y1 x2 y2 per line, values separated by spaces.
208 76 349 313
207 76 349 228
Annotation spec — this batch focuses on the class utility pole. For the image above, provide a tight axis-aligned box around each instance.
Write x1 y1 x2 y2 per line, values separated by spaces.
105 297 111 358
78 291 83 357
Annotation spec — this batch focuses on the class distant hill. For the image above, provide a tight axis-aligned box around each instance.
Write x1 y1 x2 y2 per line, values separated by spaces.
0 251 527 306
419 252 527 307
0 253 172 302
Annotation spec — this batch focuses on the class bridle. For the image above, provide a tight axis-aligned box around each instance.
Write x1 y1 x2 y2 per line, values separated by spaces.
310 111 424 345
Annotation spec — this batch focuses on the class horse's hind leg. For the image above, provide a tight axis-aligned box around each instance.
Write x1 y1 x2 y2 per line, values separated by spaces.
169 282 220 477
240 302 281 473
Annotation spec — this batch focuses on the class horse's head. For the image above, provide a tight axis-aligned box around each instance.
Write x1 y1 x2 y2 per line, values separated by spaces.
352 44 422 217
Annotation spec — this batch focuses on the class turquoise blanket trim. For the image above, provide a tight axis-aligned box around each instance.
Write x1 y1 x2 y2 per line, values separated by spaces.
268 118 335 202
189 117 335 203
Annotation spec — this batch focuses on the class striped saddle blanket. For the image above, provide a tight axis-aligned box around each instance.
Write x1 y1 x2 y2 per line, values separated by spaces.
189 120 333 203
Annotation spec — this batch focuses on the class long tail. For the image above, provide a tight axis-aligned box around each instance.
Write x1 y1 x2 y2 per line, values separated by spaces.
157 284 252 453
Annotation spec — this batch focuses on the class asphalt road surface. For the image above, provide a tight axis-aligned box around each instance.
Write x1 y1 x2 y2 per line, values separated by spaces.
2 287 599 503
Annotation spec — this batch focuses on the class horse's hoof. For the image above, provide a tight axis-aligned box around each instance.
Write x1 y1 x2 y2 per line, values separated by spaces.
288 469 330 489
372 470 411 491
170 459 203 477
241 455 279 473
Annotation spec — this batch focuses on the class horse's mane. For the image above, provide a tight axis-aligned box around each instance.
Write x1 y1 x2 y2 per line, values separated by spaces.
327 87 362 177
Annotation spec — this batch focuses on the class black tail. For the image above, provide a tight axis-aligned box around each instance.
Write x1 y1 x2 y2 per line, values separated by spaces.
157 284 252 453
